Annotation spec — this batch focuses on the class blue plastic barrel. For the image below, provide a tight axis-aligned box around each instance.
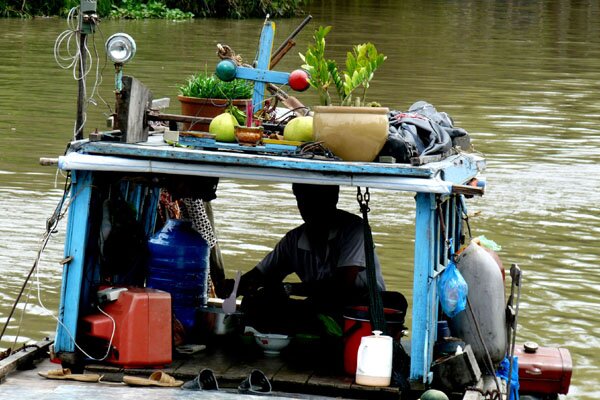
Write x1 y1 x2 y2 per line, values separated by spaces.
147 219 209 332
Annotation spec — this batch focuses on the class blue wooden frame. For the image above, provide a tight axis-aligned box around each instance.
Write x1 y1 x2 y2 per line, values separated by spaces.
55 170 93 353
410 193 463 383
252 20 276 113
55 138 481 381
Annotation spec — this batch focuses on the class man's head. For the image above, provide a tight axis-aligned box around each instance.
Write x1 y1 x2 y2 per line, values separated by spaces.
292 183 339 226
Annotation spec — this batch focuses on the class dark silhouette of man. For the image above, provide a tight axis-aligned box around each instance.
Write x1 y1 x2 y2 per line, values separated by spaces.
224 183 386 334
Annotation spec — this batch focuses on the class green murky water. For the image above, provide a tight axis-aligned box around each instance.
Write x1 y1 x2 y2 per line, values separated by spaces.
1 1 599 397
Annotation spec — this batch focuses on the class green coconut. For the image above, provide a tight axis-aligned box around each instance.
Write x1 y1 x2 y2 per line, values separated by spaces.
209 112 239 142
283 116 314 142
420 389 449 400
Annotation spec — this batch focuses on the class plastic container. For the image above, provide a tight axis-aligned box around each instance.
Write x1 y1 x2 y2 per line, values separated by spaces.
147 219 209 332
355 330 393 386
342 306 405 376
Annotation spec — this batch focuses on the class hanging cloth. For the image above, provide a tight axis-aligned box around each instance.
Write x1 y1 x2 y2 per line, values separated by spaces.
181 197 218 248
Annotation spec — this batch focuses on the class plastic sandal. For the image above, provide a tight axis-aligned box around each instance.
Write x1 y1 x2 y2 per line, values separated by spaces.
181 368 219 391
122 370 183 387
38 368 101 382
238 369 272 395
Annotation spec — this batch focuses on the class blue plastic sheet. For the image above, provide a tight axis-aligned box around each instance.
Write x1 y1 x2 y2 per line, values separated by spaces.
437 260 468 318
497 356 520 400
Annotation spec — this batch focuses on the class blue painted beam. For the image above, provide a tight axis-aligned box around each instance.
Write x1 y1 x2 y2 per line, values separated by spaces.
410 192 437 383
55 170 94 353
80 141 442 178
252 20 275 113
236 66 289 86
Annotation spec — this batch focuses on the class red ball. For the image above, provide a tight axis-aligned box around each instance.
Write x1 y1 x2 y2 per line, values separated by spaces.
288 69 310 92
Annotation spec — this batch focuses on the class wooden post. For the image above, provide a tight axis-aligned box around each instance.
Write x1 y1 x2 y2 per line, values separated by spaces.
252 19 276 114
115 76 153 143
55 170 94 354
75 33 87 140
410 192 438 385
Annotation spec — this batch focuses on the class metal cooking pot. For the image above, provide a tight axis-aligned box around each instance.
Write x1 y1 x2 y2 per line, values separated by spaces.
198 299 243 336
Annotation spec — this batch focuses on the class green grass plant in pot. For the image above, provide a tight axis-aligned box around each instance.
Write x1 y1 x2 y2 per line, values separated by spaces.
178 71 253 132
299 26 389 162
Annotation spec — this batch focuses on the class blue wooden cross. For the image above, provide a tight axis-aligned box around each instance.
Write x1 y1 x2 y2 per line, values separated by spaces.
216 19 291 114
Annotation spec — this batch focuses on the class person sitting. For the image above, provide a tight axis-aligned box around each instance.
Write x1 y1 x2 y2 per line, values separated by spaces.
223 183 386 335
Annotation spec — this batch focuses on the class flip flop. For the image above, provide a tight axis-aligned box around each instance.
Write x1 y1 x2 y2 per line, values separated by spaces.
175 344 206 355
38 368 101 382
181 368 219 391
123 371 183 387
238 369 272 395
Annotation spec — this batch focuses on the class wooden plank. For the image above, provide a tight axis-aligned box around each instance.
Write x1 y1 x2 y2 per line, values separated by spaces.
79 141 441 178
223 355 285 382
452 184 484 196
116 76 153 144
349 382 401 396
410 192 436 383
147 112 212 125
173 349 233 378
252 20 276 113
55 170 94 353
273 362 312 385
0 340 52 381
308 371 354 391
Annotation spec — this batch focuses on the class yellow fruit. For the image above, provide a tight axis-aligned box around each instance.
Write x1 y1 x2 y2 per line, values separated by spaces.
283 116 314 142
209 112 239 142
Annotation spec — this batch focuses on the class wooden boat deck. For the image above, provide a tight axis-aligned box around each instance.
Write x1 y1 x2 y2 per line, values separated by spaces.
83 336 405 399
0 338 405 399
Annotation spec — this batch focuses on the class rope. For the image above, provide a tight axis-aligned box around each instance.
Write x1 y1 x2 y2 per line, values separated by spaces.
356 187 386 334
216 43 245 66
0 174 71 346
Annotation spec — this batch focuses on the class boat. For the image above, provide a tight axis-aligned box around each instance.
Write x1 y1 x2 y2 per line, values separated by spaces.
0 18 572 400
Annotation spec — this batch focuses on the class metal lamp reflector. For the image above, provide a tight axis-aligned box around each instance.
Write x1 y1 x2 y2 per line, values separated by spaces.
105 33 136 64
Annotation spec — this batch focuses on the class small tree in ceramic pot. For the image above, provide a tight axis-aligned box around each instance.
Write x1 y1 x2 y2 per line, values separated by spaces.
299 26 389 162
300 26 387 107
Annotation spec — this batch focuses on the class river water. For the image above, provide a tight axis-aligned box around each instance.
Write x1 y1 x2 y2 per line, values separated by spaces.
1 1 598 397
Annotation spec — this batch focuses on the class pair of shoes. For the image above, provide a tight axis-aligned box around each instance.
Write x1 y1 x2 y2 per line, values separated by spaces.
181 368 218 391
122 371 183 387
238 369 272 395
38 368 101 382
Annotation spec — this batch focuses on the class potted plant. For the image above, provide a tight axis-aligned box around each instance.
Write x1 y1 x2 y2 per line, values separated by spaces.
299 26 389 162
178 71 253 131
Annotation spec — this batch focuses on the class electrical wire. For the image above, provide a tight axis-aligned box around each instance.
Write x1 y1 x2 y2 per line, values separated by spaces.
53 7 108 141
31 183 117 362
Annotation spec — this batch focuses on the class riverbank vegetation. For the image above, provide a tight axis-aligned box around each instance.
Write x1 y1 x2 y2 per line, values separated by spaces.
0 0 305 19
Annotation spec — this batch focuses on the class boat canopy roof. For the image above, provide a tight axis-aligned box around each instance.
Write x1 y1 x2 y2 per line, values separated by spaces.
59 135 485 194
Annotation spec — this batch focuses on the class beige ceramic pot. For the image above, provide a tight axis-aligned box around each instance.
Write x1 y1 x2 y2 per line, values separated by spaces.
313 106 389 162
178 95 249 131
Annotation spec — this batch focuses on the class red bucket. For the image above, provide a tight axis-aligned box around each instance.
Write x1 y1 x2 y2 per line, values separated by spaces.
342 306 405 376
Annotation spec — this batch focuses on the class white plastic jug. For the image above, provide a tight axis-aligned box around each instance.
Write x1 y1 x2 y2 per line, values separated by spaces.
355 330 393 387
